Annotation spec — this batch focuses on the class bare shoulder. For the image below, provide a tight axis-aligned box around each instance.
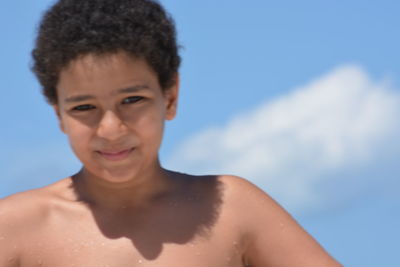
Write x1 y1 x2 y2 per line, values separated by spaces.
216 175 342 267
217 175 292 231
217 174 271 199
0 190 45 265
0 185 59 235
0 179 70 265
1 178 74 223
217 175 306 239
0 188 51 223
217 175 280 213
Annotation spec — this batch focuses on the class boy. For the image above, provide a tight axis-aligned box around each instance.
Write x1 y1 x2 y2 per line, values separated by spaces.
0 0 341 266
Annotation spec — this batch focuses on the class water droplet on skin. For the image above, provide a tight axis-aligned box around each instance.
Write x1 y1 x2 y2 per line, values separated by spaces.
138 259 143 264
7 257 16 263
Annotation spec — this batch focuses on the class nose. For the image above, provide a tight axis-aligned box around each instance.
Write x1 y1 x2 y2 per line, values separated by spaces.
96 110 128 141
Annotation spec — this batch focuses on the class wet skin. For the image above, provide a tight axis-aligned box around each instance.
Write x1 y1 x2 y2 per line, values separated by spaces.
0 53 341 267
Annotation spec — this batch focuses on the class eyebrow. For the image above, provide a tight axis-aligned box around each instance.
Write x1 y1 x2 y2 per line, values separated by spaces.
64 85 150 103
118 85 149 94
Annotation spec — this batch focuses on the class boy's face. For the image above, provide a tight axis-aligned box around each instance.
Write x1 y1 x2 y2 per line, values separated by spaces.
54 52 178 183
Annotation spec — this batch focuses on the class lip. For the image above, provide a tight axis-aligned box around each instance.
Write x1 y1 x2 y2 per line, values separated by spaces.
96 148 134 161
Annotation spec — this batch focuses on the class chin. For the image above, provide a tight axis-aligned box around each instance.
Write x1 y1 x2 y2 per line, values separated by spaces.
80 162 140 184
101 167 141 183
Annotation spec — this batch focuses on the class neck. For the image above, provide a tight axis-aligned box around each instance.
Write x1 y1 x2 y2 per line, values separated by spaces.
71 163 174 210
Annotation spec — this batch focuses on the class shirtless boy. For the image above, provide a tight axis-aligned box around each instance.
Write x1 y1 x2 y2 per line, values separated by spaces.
0 0 341 266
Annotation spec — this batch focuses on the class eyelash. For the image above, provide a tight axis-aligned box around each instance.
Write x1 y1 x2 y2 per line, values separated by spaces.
71 96 143 112
72 104 96 111
121 96 144 104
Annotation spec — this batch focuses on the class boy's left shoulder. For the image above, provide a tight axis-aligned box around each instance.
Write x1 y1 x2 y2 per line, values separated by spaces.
216 174 277 211
216 175 342 267
213 174 284 238
217 174 263 192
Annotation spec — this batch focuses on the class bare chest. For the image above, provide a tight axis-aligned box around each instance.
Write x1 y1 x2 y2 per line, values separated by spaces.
19 228 245 267
18 207 245 267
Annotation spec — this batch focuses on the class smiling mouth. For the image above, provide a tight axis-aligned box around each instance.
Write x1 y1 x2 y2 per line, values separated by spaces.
97 148 134 161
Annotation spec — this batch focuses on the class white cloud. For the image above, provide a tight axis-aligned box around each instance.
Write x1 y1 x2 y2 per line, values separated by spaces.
167 65 400 214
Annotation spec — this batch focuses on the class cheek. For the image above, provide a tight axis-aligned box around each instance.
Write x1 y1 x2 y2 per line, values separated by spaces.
135 109 165 146
124 101 166 135
63 120 93 156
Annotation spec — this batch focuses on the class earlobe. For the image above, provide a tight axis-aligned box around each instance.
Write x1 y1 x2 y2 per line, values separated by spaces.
165 74 179 120
53 105 66 133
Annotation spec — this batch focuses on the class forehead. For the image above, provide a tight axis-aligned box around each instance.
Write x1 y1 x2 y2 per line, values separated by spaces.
56 52 160 99
59 52 156 84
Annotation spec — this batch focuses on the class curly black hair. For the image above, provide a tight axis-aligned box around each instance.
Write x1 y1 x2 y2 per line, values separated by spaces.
32 0 181 105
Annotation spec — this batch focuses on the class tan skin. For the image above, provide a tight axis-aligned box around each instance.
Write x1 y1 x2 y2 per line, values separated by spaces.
0 52 342 267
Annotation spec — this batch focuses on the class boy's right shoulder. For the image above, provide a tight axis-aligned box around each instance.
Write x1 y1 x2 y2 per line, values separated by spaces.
0 188 51 228
0 188 50 264
0 180 70 230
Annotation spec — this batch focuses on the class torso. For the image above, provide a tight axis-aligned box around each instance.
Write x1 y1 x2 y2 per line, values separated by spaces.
3 174 249 267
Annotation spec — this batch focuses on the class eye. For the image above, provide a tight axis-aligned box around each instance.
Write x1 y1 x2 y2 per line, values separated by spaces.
121 96 144 105
71 104 96 111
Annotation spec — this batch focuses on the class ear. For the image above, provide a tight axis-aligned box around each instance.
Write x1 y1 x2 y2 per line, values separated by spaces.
53 105 66 133
164 74 179 120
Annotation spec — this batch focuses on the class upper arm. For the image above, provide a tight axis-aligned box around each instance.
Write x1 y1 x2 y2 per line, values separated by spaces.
0 198 21 267
0 189 48 267
224 176 342 267
0 237 19 267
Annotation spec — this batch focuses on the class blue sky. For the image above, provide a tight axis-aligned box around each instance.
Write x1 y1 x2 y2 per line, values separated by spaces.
1 1 400 266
